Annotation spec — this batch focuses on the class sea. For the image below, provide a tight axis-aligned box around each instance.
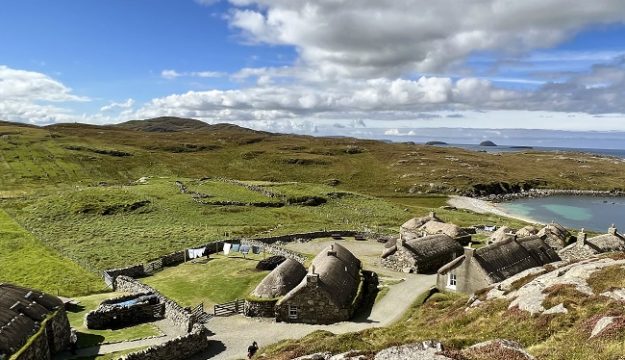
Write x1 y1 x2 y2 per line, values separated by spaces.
499 196 625 232
431 143 625 159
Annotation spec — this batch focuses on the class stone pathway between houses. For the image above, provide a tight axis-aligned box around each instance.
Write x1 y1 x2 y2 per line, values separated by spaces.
193 273 436 360
53 274 434 360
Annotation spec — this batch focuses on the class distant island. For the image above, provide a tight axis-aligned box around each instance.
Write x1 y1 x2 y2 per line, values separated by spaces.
510 146 534 149
425 141 448 145
479 140 497 146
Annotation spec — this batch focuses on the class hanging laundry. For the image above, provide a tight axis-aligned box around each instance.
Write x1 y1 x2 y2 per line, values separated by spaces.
252 246 261 254
232 243 241 252
223 242 231 255
240 245 250 254
187 247 206 259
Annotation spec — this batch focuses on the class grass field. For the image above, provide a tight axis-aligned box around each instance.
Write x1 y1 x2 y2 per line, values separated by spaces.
0 209 104 296
142 253 270 307
66 292 162 349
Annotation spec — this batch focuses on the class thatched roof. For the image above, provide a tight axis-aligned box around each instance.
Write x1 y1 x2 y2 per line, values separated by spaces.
400 212 441 232
489 226 516 244
281 243 361 308
538 223 571 243
419 220 469 239
516 225 539 237
0 283 63 357
403 234 463 263
252 259 307 299
586 231 625 252
474 236 560 283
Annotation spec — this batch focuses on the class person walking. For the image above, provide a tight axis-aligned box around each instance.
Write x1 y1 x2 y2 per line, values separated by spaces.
247 341 259 359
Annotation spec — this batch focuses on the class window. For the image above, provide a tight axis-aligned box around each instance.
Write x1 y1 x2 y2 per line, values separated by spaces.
447 273 457 289
288 305 299 320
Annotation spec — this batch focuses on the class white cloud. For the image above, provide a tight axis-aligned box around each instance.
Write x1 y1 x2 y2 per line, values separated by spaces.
161 69 225 80
227 0 625 78
194 0 220 6
100 98 135 112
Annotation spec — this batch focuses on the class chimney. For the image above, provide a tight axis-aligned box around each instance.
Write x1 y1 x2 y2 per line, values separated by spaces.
306 272 319 288
464 246 475 260
577 228 587 248
609 224 617 235
429 211 436 218
327 244 337 257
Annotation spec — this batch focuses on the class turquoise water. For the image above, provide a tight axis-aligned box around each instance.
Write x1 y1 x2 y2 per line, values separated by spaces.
500 196 625 232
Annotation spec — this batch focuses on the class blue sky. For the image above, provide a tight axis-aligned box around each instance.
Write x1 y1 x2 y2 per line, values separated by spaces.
2 0 625 140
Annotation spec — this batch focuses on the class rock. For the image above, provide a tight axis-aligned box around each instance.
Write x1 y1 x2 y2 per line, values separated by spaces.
329 351 367 360
479 140 497 146
374 342 449 360
464 339 535 359
543 303 568 315
324 179 341 186
600 288 625 302
293 352 332 360
591 316 616 338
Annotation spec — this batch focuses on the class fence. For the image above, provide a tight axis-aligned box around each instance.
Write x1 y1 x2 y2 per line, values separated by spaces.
214 299 245 317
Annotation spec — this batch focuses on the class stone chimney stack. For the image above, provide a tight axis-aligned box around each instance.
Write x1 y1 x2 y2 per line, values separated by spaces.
464 245 475 260
429 211 436 218
577 228 587 248
327 244 337 256
609 224 617 235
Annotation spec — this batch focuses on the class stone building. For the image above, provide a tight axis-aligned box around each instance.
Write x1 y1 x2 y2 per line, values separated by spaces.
0 283 70 360
559 225 625 261
488 222 570 250
436 236 560 294
274 243 363 324
381 234 463 274
400 213 471 245
244 259 307 317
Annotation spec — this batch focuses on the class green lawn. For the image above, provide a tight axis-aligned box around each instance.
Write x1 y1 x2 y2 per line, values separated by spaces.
142 253 270 308
0 208 104 296
67 292 162 349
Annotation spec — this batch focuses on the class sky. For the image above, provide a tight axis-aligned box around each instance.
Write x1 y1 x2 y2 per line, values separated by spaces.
2 0 625 144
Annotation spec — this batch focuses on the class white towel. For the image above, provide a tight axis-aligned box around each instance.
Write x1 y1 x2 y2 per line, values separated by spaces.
223 242 231 255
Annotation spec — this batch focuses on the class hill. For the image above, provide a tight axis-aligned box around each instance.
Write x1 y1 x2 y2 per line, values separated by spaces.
2 117 625 197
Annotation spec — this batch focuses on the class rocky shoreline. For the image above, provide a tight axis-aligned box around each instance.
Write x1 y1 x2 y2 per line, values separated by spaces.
480 188 625 202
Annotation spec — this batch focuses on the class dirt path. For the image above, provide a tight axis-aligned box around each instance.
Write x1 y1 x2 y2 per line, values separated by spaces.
195 273 436 360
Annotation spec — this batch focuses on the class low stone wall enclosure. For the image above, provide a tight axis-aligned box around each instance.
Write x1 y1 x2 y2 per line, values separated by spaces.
85 293 164 330
119 324 211 360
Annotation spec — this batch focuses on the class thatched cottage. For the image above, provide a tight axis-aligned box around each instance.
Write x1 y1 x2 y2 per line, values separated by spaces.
559 226 625 261
274 243 363 324
436 236 561 294
488 223 570 250
400 213 471 245
0 283 71 359
244 259 307 317
381 234 463 273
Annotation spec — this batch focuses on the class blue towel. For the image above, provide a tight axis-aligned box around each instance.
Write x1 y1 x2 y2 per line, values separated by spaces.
240 245 250 253
231 243 241 252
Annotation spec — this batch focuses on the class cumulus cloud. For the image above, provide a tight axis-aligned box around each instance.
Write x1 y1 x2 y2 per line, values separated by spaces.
0 65 90 124
227 0 625 78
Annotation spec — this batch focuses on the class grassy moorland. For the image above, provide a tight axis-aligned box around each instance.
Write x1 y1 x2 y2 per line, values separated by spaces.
1 177 528 275
259 262 625 360
0 209 104 296
2 118 625 197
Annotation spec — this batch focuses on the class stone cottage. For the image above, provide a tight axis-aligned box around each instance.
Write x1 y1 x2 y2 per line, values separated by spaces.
488 222 570 250
0 283 70 360
400 213 471 245
400 212 441 241
244 259 307 317
381 234 463 274
436 236 561 294
559 225 625 261
274 243 363 324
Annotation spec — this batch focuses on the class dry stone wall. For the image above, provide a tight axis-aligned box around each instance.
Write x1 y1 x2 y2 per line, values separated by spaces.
114 276 197 333
243 299 278 317
119 324 210 360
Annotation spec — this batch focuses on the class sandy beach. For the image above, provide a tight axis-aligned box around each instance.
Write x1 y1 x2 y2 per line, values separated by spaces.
447 195 543 224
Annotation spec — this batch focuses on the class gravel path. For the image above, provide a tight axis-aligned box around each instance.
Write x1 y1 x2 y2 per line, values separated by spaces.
194 273 436 360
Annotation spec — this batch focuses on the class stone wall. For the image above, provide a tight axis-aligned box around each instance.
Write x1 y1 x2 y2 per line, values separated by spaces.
381 247 459 274
85 293 164 330
12 309 70 360
114 276 197 333
120 324 210 360
243 299 278 317
103 264 146 288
